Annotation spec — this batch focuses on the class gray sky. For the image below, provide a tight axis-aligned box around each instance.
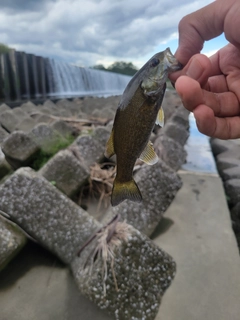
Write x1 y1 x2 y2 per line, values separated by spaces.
0 0 222 68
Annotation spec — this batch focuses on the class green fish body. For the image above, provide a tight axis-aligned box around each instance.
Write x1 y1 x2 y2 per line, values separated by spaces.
105 48 182 206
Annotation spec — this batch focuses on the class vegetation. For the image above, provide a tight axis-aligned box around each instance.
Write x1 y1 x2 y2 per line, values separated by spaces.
32 134 75 170
0 43 11 54
91 61 138 76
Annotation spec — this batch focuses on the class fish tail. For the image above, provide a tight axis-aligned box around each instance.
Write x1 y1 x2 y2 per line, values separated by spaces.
111 178 142 206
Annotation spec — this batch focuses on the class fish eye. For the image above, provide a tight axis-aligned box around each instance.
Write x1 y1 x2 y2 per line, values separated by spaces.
150 58 160 68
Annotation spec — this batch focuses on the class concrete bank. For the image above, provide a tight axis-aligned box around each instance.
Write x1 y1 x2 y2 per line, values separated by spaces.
155 115 240 320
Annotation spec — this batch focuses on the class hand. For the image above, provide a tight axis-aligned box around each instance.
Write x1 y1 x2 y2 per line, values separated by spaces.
170 0 240 139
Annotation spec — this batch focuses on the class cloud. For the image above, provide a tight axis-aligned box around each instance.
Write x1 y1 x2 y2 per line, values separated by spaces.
0 0 214 67
0 0 56 12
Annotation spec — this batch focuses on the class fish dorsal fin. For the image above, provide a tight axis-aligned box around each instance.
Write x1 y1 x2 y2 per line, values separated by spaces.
105 129 115 158
139 141 158 165
155 107 164 127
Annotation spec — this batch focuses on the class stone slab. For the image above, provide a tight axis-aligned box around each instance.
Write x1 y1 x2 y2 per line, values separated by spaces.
154 171 240 320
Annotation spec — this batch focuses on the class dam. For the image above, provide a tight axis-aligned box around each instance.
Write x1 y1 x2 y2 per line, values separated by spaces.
0 49 131 103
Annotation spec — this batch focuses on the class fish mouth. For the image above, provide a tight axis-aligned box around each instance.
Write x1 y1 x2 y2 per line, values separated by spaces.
169 61 183 73
164 48 183 73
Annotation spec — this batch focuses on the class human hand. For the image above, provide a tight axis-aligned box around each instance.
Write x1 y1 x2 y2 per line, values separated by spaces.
170 0 240 139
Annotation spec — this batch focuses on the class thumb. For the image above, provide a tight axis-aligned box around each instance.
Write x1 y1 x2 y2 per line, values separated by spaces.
170 54 211 87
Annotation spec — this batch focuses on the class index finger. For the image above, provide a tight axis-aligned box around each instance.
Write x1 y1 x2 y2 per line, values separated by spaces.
175 0 236 65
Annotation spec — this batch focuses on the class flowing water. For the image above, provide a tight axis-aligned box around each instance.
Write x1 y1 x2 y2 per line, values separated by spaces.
182 113 217 174
45 59 131 98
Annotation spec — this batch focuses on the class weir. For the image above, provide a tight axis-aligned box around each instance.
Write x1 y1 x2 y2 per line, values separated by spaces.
0 49 131 102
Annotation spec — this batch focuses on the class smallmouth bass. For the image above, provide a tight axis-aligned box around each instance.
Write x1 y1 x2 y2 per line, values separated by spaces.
105 48 182 206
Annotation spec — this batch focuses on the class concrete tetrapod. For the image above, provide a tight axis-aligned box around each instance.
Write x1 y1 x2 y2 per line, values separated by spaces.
0 167 176 320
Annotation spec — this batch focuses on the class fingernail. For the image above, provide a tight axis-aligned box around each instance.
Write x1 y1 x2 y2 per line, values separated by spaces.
186 58 203 80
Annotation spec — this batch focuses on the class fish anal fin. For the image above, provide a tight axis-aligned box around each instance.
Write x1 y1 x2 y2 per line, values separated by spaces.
155 107 164 127
105 129 115 158
139 141 158 165
111 179 142 206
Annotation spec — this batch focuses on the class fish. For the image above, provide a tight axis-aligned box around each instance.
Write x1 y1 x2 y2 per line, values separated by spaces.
105 48 182 206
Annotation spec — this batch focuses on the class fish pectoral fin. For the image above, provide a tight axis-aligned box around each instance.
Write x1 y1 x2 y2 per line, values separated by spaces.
139 141 159 165
111 179 142 206
155 107 164 127
104 129 115 158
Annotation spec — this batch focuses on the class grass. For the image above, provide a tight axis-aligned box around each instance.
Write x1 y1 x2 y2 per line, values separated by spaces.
32 134 75 170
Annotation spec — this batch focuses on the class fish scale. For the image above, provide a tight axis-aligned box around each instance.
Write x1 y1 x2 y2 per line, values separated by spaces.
105 48 182 206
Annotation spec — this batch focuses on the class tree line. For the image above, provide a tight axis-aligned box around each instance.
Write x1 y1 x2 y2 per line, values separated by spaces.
91 61 138 76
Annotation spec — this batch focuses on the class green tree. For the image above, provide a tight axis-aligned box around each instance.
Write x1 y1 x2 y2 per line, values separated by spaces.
108 61 138 76
0 43 11 54
91 64 107 71
91 61 138 76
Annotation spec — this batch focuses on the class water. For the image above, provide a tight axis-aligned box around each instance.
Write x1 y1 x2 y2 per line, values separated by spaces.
46 59 131 98
182 113 218 174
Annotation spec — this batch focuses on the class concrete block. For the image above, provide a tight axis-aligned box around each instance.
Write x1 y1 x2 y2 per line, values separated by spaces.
0 110 19 132
0 149 12 179
15 117 37 133
0 103 11 115
20 101 38 114
0 167 176 319
104 160 182 236
224 179 240 207
30 123 65 153
0 125 9 144
73 127 109 167
154 135 187 171
0 215 27 271
221 166 240 181
51 119 77 138
163 121 189 147
39 149 89 198
56 99 80 116
0 167 99 264
1 131 40 169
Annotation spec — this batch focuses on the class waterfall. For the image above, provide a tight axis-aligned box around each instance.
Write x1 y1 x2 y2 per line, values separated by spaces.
46 59 131 98
0 49 132 102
